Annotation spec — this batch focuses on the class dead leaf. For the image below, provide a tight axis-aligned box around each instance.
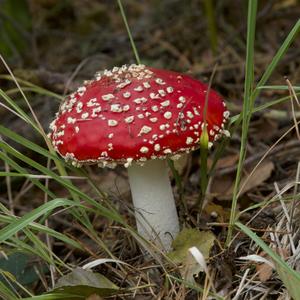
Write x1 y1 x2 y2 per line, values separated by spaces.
208 154 239 170
252 118 278 141
256 263 273 282
211 160 274 200
86 294 104 300
210 175 235 200
238 161 274 195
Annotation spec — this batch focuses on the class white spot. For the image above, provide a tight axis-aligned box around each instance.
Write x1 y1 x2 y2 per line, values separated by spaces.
133 97 147 104
81 112 89 119
140 146 149 153
77 86 86 96
223 130 231 137
134 86 143 92
87 98 98 107
150 117 158 123
101 151 108 157
166 86 174 93
67 117 76 124
56 130 64 137
138 125 152 136
150 93 160 99
104 69 113 76
124 158 133 168
151 105 159 112
116 79 131 89
187 111 194 118
163 148 172 154
193 107 200 115
108 120 118 126
177 103 183 109
164 111 172 119
161 100 170 107
138 114 144 119
108 133 114 139
75 126 80 133
223 110 230 118
186 137 193 145
102 94 114 101
91 107 102 117
123 92 131 98
159 124 166 131
143 82 151 88
76 102 83 113
110 104 123 112
155 78 166 85
209 129 215 136
125 116 134 123
108 143 113 150
123 104 130 111
158 89 166 97
154 144 161 151
179 96 186 103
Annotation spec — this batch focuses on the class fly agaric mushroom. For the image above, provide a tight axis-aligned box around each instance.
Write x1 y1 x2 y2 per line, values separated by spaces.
49 64 229 251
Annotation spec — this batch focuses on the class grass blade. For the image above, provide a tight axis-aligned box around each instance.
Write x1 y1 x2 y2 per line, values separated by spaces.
0 214 81 249
0 199 82 243
226 0 258 245
117 0 141 64
0 140 124 223
236 222 300 299
254 19 300 95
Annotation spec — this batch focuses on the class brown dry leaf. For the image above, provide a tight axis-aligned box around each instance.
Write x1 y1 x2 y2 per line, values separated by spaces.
208 154 239 170
252 118 278 141
211 160 274 200
238 161 274 195
210 175 234 200
256 263 273 282
86 294 104 300
274 0 298 9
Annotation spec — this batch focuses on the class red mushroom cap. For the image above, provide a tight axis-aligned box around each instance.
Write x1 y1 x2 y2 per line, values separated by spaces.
49 64 230 168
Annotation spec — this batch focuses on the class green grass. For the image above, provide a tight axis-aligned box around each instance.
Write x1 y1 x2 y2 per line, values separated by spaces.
226 0 258 245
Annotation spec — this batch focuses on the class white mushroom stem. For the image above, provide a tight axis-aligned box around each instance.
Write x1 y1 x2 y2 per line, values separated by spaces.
128 159 180 251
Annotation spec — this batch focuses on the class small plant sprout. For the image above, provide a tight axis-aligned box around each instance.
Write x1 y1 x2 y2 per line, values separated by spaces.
49 64 229 251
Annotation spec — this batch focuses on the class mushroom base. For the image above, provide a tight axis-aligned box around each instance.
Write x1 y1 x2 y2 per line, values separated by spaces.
128 159 180 251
